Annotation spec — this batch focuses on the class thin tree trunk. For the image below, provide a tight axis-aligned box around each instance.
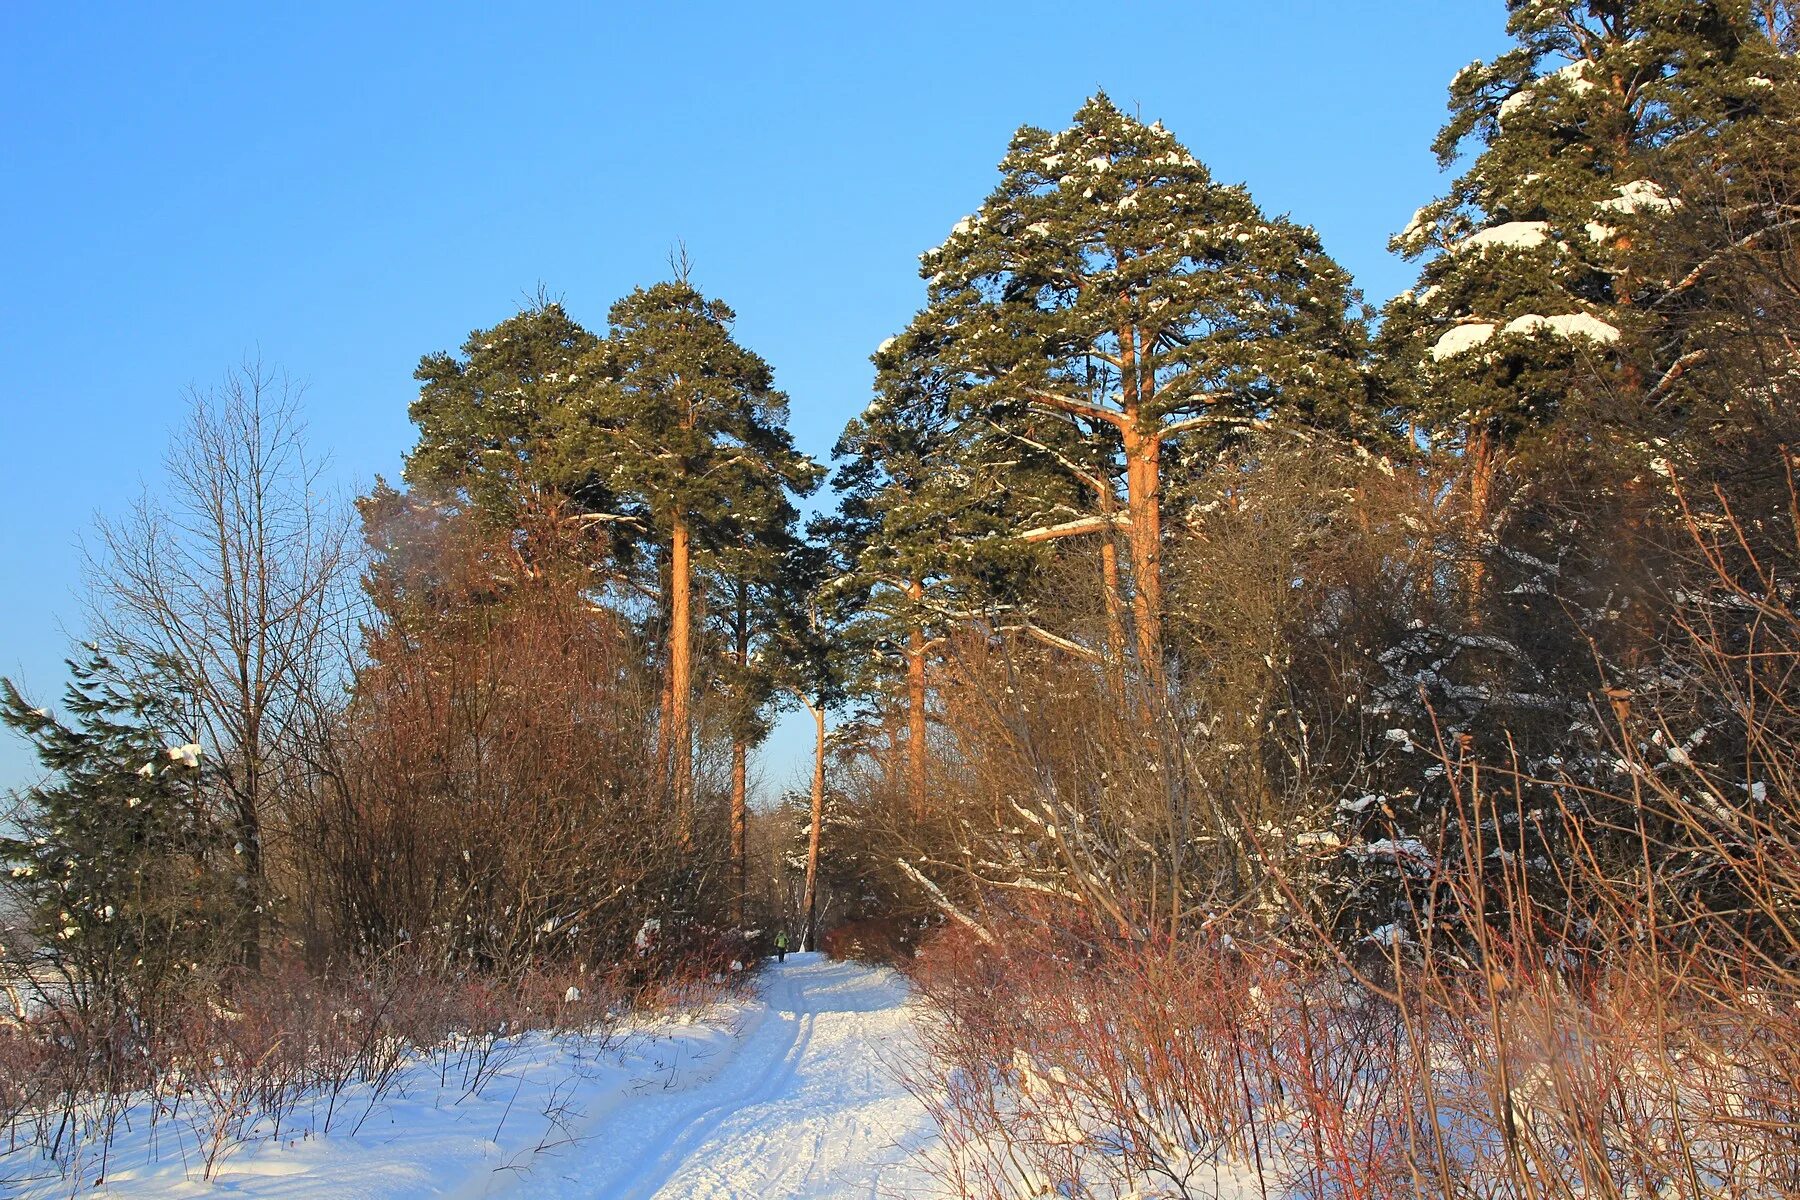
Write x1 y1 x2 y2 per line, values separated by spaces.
730 580 751 927
668 512 694 843
234 785 264 973
730 740 747 926
1466 424 1495 624
905 579 928 822
1099 491 1127 667
801 697 826 951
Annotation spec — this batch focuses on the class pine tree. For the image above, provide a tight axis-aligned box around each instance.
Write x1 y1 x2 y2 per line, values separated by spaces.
905 94 1375 671
581 281 821 839
824 321 1043 820
1345 2 1800 948
1631 3 1800 488
406 299 615 532
1 652 226 1014
706 477 812 927
1382 0 1798 528
769 541 847 952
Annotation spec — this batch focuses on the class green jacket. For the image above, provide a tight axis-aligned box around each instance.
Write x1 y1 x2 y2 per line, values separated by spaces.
774 932 789 949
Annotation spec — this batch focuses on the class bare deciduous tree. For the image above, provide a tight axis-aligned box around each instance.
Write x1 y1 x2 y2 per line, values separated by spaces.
85 362 355 969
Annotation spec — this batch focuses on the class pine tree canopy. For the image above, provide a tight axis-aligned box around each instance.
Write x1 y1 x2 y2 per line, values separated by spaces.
404 301 610 523
1384 0 1798 453
580 281 822 558
856 93 1384 668
917 92 1375 436
837 320 1044 595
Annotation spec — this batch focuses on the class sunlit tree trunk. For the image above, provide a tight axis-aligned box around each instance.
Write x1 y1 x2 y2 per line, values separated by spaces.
905 579 928 821
1465 425 1495 624
668 510 694 842
1122 422 1164 671
800 695 826 950
1121 321 1164 673
1099 491 1127 667
730 741 748 924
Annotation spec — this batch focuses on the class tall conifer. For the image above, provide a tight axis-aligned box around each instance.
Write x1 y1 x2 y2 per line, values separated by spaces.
1383 0 1798 524
582 281 820 837
903 94 1374 670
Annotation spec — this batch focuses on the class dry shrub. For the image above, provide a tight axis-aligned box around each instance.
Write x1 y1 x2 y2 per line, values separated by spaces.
906 918 1428 1200
908 908 1800 1199
902 468 1800 1199
294 494 691 970
820 917 918 964
870 445 1447 954
0 490 739 1190
0 950 637 1191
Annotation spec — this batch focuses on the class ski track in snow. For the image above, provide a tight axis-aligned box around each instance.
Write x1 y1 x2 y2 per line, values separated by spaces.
9 954 942 1200
570 954 934 1200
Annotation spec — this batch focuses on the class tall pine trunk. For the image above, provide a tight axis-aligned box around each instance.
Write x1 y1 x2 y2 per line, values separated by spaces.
801 697 825 951
654 552 676 794
905 579 928 821
1120 321 1163 674
668 511 694 843
1099 489 1127 667
1122 423 1164 671
730 740 747 926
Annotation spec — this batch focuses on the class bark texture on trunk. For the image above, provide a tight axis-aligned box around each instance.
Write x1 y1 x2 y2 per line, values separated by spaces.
668 513 694 842
1123 422 1164 671
730 740 748 926
801 698 826 951
905 580 928 822
1100 492 1127 667
1121 319 1163 674
1466 425 1495 624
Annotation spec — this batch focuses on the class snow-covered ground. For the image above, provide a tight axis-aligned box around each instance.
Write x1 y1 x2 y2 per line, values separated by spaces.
9 954 943 1199
568 954 939 1200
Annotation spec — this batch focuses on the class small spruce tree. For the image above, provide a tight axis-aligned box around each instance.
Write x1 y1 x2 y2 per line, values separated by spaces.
1 651 226 1016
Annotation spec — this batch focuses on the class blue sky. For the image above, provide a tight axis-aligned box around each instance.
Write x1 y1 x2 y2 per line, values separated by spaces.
0 1 1507 796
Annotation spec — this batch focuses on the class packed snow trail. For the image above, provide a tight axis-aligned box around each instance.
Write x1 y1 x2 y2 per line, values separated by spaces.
555 952 936 1200
17 954 941 1200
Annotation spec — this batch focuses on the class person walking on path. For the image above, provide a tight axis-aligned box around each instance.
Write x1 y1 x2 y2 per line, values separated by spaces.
774 930 789 963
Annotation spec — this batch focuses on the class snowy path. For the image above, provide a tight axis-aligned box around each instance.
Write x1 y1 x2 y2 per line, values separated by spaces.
558 952 937 1200
14 954 942 1200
